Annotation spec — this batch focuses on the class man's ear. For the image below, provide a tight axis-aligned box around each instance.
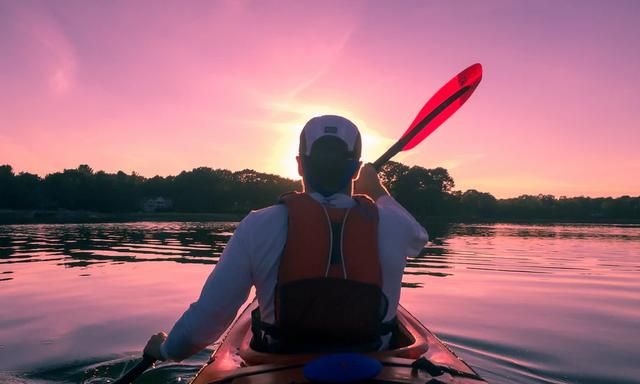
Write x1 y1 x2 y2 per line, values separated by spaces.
352 161 363 180
296 156 304 177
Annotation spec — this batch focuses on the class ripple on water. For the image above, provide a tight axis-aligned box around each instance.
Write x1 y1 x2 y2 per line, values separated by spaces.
0 222 638 384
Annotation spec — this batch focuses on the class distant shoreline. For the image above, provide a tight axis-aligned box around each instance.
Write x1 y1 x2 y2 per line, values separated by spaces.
1 209 638 226
3 163 638 224
0 209 245 225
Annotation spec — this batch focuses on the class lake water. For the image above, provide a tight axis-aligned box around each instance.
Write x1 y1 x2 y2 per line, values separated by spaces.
0 222 639 383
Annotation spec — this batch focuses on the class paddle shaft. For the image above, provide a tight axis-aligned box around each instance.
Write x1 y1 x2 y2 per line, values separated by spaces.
372 85 471 171
113 355 156 384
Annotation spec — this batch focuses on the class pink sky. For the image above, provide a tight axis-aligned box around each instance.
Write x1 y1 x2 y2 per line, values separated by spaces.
1 0 639 198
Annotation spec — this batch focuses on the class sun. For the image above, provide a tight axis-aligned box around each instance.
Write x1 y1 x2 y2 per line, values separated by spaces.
282 135 302 180
272 124 393 180
263 102 395 180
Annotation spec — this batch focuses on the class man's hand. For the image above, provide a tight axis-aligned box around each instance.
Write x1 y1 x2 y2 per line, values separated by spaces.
353 163 389 201
143 332 167 360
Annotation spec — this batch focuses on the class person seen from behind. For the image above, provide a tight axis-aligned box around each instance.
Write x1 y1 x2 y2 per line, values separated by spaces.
144 115 429 359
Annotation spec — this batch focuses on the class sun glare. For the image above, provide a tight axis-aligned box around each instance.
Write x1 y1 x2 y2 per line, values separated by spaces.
264 103 394 179
282 135 302 180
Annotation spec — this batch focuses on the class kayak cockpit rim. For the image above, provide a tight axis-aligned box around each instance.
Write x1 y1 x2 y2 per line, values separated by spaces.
190 299 486 383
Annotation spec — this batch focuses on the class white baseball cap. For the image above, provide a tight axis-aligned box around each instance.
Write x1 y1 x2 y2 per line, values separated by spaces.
298 115 362 159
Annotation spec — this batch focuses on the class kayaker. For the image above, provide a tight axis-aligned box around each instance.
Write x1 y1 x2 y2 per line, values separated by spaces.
143 115 429 361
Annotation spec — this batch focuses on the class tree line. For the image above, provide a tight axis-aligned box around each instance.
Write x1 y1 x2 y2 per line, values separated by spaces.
1 163 638 221
381 162 639 221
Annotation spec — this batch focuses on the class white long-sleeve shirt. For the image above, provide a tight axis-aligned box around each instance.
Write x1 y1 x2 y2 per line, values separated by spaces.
161 193 428 361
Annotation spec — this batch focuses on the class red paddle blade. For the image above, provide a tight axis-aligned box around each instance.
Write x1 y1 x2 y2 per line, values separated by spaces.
401 63 483 150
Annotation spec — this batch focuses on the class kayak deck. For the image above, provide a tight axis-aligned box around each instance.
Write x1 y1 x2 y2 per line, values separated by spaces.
191 300 486 383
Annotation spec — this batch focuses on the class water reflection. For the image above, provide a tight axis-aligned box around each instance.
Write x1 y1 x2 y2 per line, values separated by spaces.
0 222 639 384
2 222 638 276
0 222 236 269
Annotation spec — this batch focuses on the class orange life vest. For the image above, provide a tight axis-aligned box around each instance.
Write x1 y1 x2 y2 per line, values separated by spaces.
251 192 391 353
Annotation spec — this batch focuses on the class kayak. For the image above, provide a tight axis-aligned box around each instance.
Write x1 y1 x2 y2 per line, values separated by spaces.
190 300 486 383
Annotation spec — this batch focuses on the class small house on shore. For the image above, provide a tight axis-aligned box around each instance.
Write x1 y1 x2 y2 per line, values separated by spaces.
142 197 173 212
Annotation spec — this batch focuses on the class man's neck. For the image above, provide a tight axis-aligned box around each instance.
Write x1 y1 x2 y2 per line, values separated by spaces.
302 182 352 197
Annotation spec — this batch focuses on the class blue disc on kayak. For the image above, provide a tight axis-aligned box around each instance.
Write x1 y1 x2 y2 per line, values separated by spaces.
303 353 382 382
